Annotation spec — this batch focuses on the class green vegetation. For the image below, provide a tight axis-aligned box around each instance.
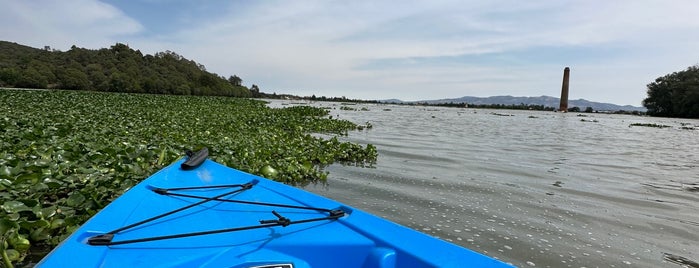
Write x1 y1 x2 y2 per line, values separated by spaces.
357 122 373 130
0 89 377 265
679 123 698 130
490 112 514 117
629 123 671 128
643 65 699 118
0 41 250 97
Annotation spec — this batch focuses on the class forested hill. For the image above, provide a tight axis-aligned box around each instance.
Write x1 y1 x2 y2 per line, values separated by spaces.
0 41 251 97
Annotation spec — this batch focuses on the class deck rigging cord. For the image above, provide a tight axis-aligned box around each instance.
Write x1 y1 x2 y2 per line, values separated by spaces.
88 180 346 246
88 148 345 246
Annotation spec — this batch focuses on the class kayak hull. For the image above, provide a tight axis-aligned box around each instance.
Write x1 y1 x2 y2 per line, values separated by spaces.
38 159 513 267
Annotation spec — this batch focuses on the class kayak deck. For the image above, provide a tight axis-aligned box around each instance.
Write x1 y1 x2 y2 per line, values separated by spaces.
38 157 513 267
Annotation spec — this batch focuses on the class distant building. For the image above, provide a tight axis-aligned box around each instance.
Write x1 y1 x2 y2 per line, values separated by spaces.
559 67 570 112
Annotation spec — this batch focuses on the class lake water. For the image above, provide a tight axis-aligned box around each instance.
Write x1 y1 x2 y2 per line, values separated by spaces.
270 100 699 268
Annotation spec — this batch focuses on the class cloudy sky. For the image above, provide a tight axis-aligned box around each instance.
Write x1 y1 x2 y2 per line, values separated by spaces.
2 0 698 106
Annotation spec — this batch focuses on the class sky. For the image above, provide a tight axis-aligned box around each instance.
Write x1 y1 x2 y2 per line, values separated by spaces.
2 0 699 106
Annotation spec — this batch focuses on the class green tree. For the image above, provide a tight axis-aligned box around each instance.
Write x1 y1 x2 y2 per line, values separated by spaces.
28 60 56 85
16 68 48 88
250 84 261 97
86 64 108 91
0 68 20 86
0 41 251 97
228 75 242 86
57 68 90 90
643 65 699 118
108 72 137 92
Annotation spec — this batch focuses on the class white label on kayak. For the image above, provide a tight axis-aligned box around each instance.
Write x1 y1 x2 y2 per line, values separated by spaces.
249 264 293 268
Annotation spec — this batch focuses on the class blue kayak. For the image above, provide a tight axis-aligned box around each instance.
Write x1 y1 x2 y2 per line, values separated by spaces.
38 149 513 267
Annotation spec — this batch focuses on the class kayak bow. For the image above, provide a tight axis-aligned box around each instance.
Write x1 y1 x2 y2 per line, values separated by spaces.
38 148 513 268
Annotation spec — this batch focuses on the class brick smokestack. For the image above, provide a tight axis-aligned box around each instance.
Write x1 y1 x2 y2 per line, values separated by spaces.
559 67 570 112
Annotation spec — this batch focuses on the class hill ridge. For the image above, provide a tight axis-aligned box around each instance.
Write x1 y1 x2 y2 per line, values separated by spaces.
387 95 645 112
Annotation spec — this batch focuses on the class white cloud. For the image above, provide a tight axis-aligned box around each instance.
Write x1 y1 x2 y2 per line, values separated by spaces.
0 0 143 49
2 0 698 105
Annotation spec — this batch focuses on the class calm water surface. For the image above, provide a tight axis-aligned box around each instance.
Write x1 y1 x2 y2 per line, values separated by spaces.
274 100 698 268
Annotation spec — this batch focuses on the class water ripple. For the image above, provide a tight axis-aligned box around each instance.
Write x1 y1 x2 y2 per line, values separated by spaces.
291 101 699 268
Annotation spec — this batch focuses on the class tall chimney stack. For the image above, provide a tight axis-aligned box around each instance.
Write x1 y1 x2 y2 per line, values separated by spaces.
559 67 570 112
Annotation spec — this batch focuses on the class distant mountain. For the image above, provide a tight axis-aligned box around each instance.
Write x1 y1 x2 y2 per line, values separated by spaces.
384 95 646 112
380 99 404 104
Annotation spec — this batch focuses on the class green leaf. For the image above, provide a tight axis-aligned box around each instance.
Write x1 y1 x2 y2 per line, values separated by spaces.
8 233 30 252
19 199 38 208
0 165 11 178
1 201 31 214
5 248 20 262
50 219 65 230
33 220 50 229
66 192 86 207
7 214 20 221
14 173 40 184
41 207 57 219
0 218 18 235
30 227 51 242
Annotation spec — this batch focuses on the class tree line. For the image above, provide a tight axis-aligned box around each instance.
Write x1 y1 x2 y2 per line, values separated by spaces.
0 41 251 97
644 65 699 118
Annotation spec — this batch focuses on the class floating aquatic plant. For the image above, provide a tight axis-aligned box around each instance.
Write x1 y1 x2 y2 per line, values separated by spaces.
0 89 377 265
629 123 671 128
